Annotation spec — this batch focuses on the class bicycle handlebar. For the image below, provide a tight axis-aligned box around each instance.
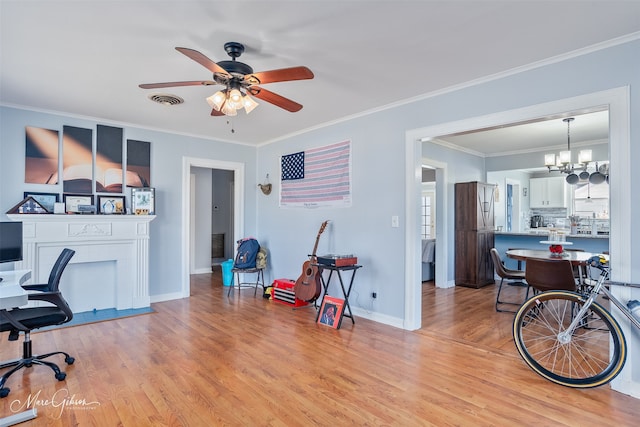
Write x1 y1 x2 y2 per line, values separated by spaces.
587 255 609 270
586 255 640 288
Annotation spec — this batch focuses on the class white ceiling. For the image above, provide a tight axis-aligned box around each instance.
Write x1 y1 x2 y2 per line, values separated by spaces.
1 1 639 147
434 109 610 158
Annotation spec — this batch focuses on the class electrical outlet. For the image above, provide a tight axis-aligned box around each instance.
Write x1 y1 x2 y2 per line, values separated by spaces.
372 292 377 299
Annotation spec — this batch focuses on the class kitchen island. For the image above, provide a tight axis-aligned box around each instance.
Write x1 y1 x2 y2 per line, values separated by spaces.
495 231 609 270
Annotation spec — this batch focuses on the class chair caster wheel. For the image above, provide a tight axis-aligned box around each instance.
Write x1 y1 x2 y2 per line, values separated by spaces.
65 356 75 365
55 372 66 381
0 388 10 398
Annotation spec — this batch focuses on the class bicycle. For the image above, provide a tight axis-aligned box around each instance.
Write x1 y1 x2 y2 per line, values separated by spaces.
513 257 640 388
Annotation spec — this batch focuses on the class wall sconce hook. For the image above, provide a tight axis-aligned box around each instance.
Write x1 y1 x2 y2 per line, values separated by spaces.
258 174 272 195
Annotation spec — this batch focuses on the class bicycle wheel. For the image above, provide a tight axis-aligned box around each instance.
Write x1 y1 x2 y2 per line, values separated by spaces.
513 290 626 388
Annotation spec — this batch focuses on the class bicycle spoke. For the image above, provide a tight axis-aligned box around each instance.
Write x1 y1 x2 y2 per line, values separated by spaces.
513 291 626 388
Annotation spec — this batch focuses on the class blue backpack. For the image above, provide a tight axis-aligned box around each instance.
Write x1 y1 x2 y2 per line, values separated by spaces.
234 238 260 269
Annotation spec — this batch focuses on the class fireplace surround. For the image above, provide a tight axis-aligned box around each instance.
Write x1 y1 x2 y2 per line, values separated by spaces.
7 214 155 312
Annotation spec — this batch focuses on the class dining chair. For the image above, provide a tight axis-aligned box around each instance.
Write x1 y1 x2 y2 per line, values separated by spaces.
565 248 588 284
490 248 529 312
524 257 577 293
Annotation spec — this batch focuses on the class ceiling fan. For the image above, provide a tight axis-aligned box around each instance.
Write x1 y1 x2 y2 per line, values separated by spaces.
139 42 314 116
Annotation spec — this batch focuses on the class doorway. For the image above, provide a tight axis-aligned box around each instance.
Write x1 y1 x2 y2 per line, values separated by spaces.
189 168 235 273
210 169 235 266
420 179 436 284
405 87 631 332
420 159 447 291
181 157 245 299
421 170 436 239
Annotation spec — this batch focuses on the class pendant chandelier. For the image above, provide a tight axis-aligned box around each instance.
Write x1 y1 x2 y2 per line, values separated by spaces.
544 117 607 185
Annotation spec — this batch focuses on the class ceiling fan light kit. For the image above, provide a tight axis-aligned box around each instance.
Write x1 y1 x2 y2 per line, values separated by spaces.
206 86 260 116
139 42 314 118
206 91 226 110
221 100 238 116
544 117 608 185
242 94 259 113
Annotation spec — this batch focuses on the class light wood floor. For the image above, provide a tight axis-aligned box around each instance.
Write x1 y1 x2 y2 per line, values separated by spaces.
1 273 638 426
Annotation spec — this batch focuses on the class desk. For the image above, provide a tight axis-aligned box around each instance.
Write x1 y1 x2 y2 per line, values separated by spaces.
0 270 37 425
0 270 30 310
313 264 361 326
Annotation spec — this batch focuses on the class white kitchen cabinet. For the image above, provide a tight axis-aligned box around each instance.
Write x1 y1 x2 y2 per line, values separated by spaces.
529 176 567 208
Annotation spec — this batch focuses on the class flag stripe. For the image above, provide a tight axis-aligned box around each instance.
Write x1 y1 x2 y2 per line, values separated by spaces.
280 140 351 207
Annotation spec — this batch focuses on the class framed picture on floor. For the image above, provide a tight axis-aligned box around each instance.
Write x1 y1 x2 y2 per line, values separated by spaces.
316 296 345 329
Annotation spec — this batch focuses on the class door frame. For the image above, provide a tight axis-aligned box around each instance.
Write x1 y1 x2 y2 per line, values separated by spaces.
404 87 631 332
181 157 245 298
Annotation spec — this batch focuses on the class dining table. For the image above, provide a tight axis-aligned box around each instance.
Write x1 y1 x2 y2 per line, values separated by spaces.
505 249 608 284
505 249 603 265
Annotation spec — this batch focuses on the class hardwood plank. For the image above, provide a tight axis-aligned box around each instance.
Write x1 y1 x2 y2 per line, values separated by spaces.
0 274 637 425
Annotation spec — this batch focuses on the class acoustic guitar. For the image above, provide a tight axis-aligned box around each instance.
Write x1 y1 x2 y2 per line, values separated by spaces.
294 220 329 302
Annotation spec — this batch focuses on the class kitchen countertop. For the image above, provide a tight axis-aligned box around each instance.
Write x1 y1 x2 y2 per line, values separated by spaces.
495 231 609 239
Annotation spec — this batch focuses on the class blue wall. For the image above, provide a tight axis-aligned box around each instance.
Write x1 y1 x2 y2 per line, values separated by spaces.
0 107 258 298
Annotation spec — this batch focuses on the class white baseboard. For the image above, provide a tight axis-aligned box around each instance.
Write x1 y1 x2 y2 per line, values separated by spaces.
192 267 213 274
150 291 185 304
351 307 404 329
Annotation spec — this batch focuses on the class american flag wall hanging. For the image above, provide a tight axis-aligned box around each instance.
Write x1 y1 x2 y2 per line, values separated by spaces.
280 140 352 208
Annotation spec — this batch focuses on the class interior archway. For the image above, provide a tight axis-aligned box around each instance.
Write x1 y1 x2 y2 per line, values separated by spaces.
404 87 631 333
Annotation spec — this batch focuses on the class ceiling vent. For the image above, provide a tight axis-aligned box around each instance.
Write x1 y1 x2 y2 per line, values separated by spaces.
148 93 184 106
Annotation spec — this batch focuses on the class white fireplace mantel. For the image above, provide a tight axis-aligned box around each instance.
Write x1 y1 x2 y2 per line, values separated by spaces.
8 214 155 312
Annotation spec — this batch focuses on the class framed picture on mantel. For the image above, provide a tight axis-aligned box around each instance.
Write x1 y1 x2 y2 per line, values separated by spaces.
23 192 59 213
98 195 125 214
132 187 155 215
63 194 95 214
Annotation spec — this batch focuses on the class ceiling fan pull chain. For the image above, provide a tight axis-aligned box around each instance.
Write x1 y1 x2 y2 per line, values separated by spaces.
227 118 235 133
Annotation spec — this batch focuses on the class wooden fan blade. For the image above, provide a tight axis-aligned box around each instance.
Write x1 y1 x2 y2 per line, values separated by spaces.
245 66 314 85
249 86 303 112
175 47 230 75
139 80 215 89
211 107 225 117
